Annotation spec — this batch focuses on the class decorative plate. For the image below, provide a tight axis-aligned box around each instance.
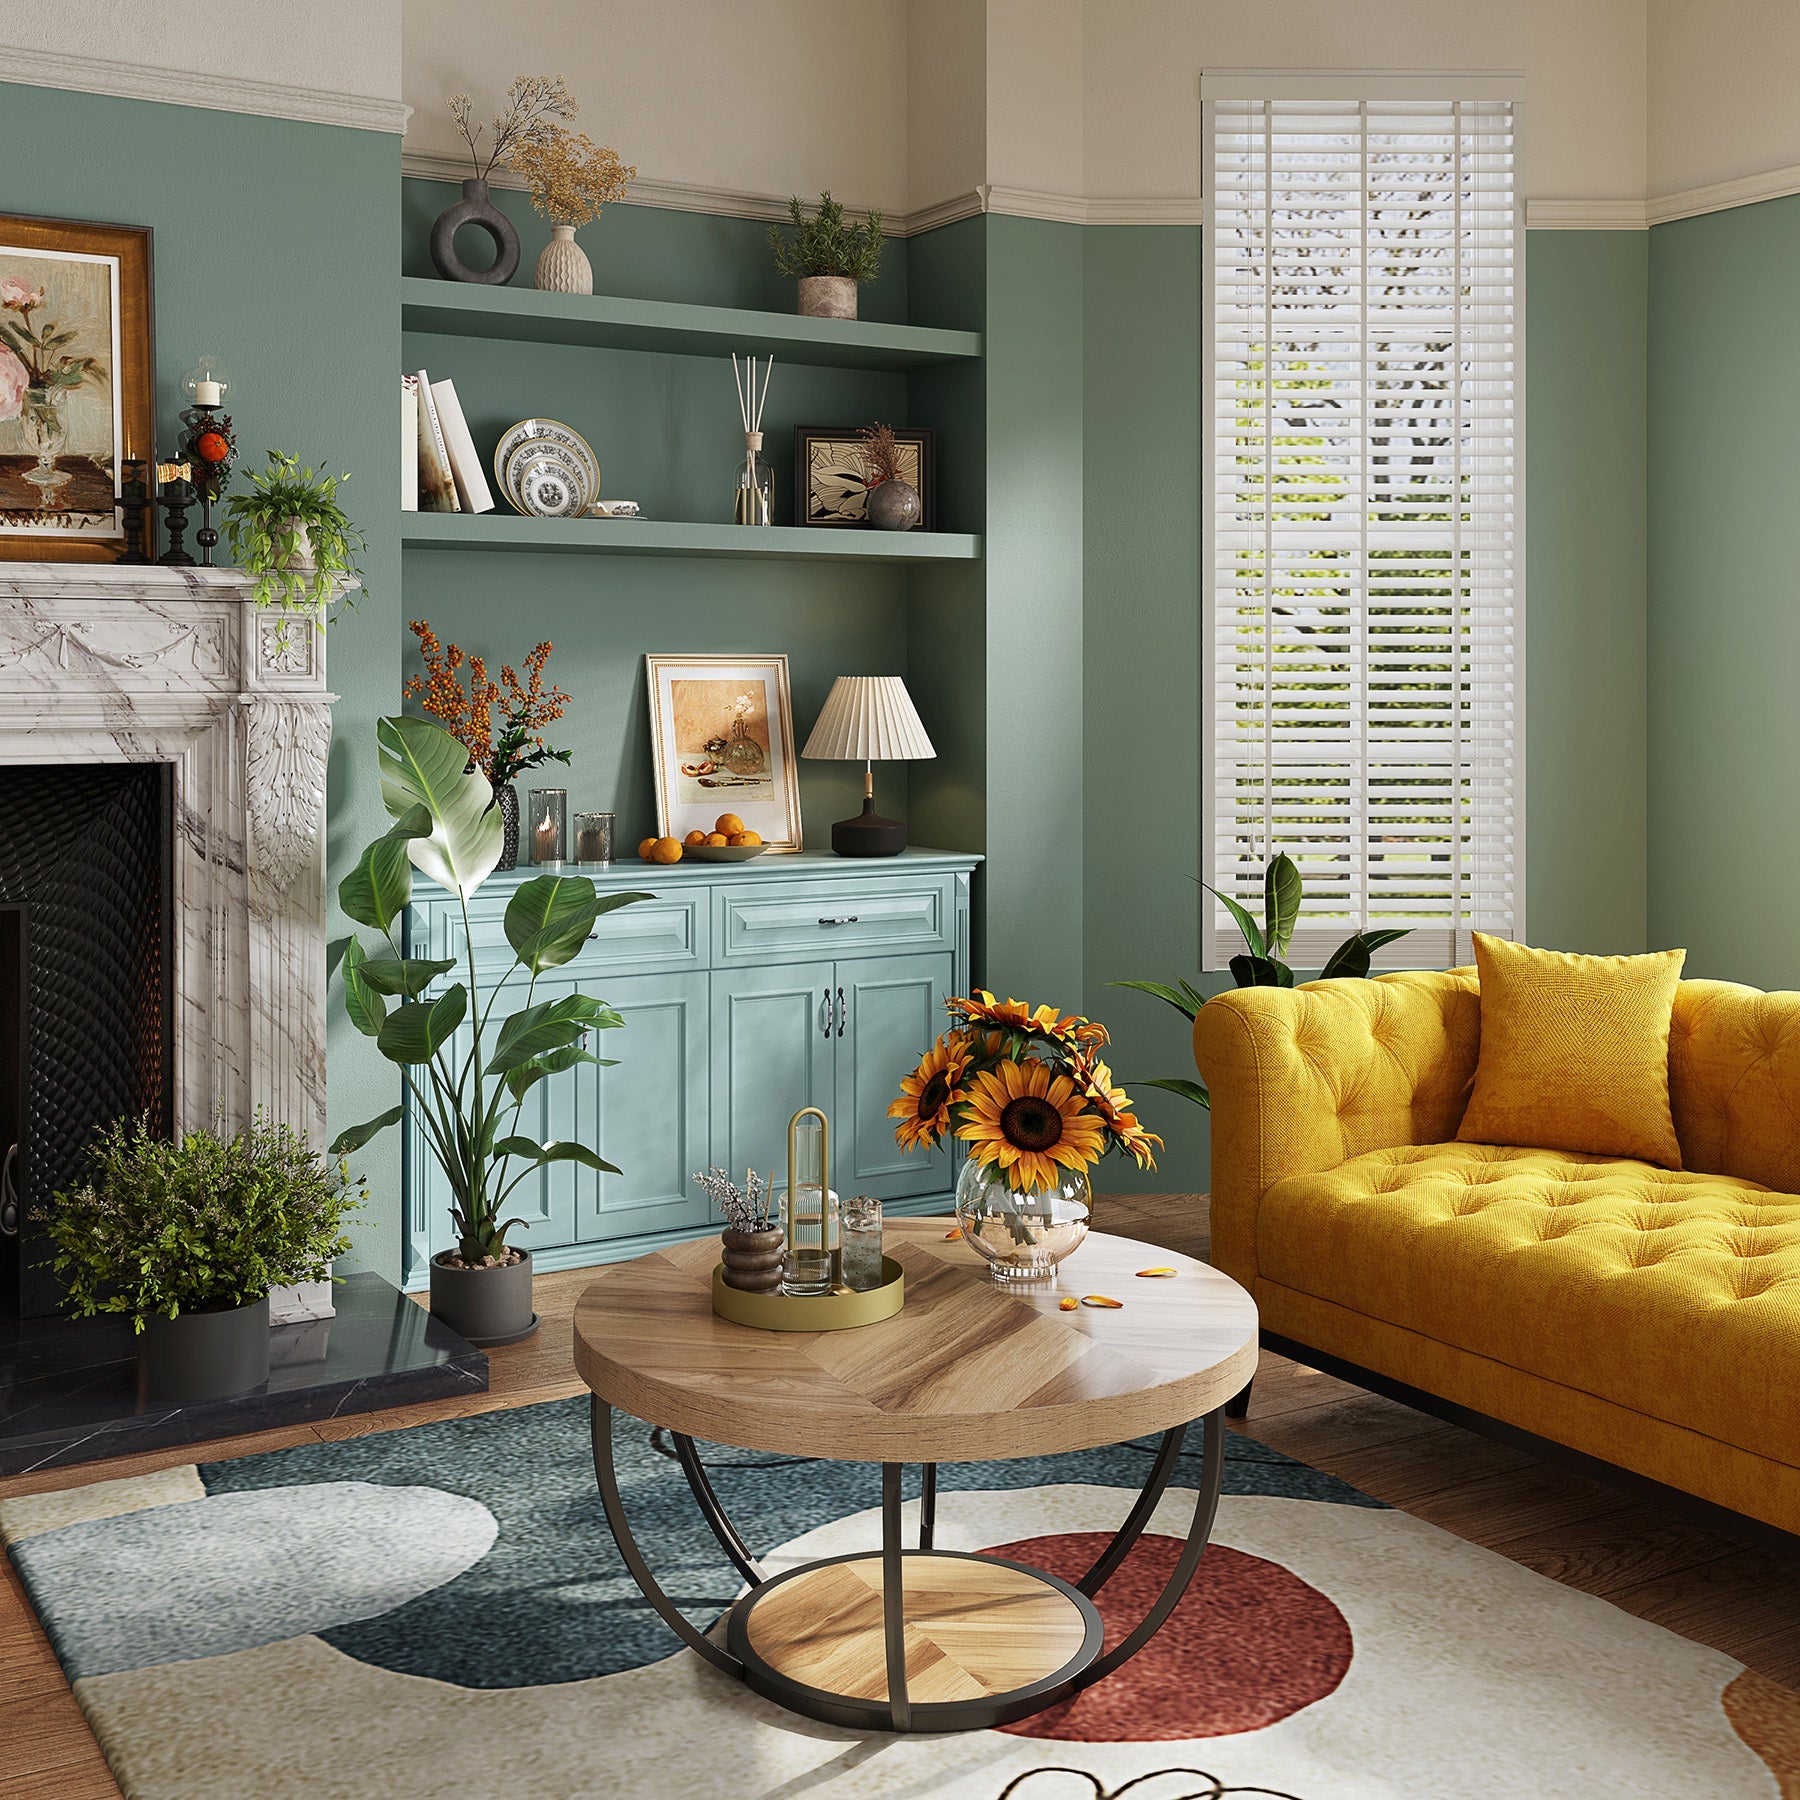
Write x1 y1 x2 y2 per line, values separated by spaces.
503 441 592 514
494 418 599 512
684 843 767 862
516 456 589 518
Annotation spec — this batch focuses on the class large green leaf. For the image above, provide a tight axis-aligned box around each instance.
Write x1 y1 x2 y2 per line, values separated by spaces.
358 955 458 998
490 994 622 1076
494 1136 621 1177
340 939 387 1037
504 876 601 973
338 836 414 934
1229 953 1294 988
1319 927 1413 981
1112 979 1201 1022
328 1105 403 1155
1263 853 1303 959
376 715 503 901
376 983 468 1065
503 1042 603 1103
1137 1077 1211 1110
1201 881 1266 959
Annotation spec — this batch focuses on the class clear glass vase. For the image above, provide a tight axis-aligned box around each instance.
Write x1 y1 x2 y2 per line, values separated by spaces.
733 430 774 525
20 386 71 493
954 1160 1091 1284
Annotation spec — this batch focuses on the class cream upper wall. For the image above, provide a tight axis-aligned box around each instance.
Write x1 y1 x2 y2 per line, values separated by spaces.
986 0 1084 198
908 0 987 213
1648 0 1800 195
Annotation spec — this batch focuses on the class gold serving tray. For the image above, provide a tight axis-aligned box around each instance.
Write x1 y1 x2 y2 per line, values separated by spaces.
711 1258 904 1331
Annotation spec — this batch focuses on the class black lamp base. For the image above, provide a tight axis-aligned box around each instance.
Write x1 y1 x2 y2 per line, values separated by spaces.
831 797 907 857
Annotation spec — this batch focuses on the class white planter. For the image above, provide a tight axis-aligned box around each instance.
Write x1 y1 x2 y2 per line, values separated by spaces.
535 225 594 295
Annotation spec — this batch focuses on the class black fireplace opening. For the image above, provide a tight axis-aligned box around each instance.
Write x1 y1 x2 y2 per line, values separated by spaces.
0 764 173 1317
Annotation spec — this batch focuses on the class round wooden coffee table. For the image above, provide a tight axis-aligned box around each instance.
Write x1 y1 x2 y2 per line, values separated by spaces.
573 1218 1257 1733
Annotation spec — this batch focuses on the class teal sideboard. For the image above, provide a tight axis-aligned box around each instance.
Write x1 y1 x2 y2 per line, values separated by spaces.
401 850 980 1283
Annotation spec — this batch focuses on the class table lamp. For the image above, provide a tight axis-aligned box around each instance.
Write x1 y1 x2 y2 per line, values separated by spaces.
801 675 936 856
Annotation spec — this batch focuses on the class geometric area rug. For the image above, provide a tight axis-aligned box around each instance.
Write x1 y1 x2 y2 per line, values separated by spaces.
4 1398 1797 1799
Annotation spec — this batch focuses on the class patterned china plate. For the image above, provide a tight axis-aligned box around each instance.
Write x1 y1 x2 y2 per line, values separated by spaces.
514 456 590 518
494 418 600 514
501 439 591 513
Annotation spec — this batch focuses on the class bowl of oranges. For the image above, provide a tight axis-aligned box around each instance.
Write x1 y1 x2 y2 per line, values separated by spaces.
637 814 766 865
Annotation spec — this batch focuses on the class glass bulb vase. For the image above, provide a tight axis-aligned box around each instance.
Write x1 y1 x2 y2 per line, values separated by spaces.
954 1160 1091 1284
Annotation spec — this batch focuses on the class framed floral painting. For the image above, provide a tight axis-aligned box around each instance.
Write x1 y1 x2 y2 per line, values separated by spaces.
0 213 154 562
645 653 802 851
794 425 935 529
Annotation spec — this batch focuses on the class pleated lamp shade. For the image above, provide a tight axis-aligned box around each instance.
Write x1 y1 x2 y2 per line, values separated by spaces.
801 676 935 763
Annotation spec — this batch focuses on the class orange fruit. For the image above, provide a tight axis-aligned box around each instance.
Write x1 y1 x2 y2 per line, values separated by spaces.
714 812 746 837
637 837 658 861
650 836 683 864
734 829 762 846
701 831 725 846
684 830 707 846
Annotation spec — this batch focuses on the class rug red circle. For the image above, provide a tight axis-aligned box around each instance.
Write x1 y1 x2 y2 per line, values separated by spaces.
983 1531 1352 1742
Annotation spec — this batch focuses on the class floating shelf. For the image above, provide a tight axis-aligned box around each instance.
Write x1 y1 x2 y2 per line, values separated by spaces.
400 514 982 563
401 277 982 372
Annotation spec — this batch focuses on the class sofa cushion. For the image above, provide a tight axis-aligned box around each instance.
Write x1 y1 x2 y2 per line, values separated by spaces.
1458 934 1686 1167
1258 1141 1800 1465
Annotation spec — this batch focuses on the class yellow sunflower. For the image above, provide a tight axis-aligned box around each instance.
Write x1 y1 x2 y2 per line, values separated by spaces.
888 1032 974 1152
1069 1052 1164 1170
947 991 1108 1049
956 1057 1107 1191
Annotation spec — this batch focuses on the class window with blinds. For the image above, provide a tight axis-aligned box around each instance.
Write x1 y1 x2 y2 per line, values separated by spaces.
1202 80 1519 970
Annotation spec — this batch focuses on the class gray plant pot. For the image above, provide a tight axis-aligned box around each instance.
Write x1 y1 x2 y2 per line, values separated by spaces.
798 275 858 319
139 1294 270 1403
430 1249 538 1346
866 478 923 531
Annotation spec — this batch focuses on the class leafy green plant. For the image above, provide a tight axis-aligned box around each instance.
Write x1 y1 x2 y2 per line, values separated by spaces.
767 191 885 283
1117 852 1412 1109
39 1114 363 1329
222 450 368 615
328 714 649 1268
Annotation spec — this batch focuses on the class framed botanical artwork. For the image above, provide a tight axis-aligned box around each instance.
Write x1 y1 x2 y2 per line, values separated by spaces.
645 653 803 851
795 425 935 530
0 213 154 562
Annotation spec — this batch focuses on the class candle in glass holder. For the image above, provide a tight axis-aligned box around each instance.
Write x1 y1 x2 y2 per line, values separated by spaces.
574 811 615 866
528 788 567 866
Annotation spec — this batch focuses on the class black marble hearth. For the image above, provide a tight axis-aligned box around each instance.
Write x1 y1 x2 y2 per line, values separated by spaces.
0 1274 488 1477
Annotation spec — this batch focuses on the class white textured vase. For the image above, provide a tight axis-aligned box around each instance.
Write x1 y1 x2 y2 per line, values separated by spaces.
535 224 594 295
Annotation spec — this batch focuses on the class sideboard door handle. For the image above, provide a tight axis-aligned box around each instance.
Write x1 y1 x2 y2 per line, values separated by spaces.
820 989 833 1039
819 915 858 926
835 987 846 1037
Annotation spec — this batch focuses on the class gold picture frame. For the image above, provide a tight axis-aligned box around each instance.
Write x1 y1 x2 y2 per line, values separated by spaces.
645 653 803 851
0 212 155 562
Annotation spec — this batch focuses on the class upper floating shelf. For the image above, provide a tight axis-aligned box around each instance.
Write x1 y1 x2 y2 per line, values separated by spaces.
401 514 981 563
400 277 982 372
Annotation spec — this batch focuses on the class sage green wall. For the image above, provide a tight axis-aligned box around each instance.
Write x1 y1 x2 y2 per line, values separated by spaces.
1647 197 1800 987
4 82 404 1277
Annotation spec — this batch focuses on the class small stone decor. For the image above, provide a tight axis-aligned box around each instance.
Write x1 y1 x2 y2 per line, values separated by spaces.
430 179 521 286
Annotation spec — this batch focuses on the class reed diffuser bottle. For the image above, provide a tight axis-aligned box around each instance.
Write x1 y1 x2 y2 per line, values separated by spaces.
731 352 775 526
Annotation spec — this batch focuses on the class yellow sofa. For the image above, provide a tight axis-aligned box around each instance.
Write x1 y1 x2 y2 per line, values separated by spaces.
1193 967 1800 1541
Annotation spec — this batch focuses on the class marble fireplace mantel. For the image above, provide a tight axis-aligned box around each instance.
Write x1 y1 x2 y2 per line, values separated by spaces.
0 563 342 1323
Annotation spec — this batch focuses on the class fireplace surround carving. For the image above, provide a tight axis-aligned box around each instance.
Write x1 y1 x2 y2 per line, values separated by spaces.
0 565 341 1323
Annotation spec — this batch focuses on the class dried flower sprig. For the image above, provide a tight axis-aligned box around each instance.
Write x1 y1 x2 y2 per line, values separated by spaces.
509 131 635 228
692 1165 777 1234
405 622 572 788
858 423 902 489
449 76 576 181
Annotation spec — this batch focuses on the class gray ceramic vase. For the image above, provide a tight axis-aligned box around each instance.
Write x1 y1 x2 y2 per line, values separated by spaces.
138 1293 270 1402
430 1248 537 1346
493 783 520 871
430 179 521 286
866 478 923 531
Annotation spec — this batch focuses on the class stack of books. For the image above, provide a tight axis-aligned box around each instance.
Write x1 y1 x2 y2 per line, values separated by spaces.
402 371 492 514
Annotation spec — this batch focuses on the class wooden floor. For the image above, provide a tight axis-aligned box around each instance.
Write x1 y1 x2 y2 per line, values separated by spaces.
4 1193 1798 1797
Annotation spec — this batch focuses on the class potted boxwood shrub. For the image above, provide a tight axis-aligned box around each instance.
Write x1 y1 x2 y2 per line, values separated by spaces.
767 191 884 319
40 1114 363 1403
329 714 648 1346
222 449 368 616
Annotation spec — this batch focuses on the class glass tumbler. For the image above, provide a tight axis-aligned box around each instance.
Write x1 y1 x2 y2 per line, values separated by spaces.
841 1195 884 1291
574 811 615 866
528 788 567 867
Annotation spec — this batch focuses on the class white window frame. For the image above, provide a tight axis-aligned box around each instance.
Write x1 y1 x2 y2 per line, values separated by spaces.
1199 70 1527 972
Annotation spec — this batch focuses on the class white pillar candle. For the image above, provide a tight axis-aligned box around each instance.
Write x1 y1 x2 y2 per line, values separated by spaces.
195 379 223 406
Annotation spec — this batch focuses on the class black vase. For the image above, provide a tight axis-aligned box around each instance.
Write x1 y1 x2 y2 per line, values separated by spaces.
494 783 520 870
430 178 520 286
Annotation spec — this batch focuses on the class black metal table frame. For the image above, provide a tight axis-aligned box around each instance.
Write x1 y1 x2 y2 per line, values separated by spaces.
590 1395 1228 1734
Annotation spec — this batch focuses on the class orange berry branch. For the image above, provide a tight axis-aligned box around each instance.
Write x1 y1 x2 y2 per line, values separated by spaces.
405 620 572 788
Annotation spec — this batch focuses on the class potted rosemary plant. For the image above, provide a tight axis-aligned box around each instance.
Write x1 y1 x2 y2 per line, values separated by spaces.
223 450 368 616
39 1114 363 1402
767 191 885 319
330 714 647 1345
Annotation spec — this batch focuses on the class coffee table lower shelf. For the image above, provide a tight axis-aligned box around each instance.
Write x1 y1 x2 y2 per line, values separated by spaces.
589 1396 1227 1734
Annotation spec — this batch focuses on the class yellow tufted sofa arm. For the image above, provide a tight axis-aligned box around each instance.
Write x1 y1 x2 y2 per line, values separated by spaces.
1192 968 1481 1289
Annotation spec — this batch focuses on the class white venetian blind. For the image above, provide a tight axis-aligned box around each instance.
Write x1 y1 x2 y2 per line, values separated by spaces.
1203 80 1519 971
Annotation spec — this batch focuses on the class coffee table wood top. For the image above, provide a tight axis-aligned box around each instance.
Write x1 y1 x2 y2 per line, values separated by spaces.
573 1219 1258 1463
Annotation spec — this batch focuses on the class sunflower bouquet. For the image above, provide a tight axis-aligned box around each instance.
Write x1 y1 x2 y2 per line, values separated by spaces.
889 992 1161 1193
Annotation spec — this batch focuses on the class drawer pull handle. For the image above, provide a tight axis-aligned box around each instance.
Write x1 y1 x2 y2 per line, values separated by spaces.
819 915 859 926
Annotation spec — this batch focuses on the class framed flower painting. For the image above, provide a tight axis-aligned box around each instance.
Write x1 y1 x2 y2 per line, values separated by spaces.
0 213 154 562
644 653 802 850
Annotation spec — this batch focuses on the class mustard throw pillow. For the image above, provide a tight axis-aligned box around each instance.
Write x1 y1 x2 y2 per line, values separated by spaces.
1457 934 1687 1167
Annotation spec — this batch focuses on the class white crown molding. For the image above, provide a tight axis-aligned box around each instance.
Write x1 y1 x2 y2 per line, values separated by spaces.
1079 194 1206 226
1525 198 1649 230
902 189 990 234
3 44 409 134
1647 162 1800 226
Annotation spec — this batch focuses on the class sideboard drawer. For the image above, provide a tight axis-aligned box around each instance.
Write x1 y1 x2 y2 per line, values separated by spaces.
713 877 953 964
412 890 707 975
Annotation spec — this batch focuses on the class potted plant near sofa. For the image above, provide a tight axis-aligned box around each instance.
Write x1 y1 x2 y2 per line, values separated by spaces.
39 1114 363 1403
329 714 648 1346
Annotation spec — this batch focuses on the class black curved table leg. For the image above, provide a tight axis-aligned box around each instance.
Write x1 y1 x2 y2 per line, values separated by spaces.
919 1463 938 1550
590 1397 744 1678
1067 1408 1227 1691
882 1462 911 1730
671 1432 767 1587
1076 1423 1186 1596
